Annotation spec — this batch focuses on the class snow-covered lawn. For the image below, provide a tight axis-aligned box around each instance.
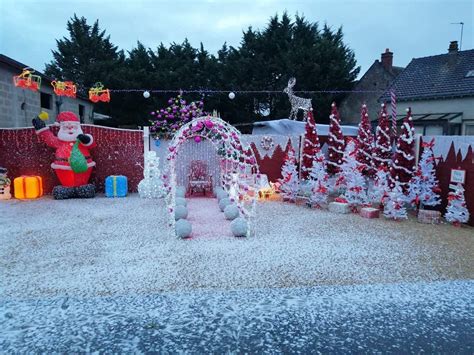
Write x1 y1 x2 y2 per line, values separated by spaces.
1 195 472 298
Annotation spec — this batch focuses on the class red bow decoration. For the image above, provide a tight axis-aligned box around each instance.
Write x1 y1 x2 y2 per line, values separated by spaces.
422 138 435 149
335 175 345 187
317 186 328 194
432 186 442 193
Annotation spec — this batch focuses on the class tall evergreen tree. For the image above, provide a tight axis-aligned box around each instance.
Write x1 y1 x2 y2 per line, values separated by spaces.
45 14 124 95
45 13 359 127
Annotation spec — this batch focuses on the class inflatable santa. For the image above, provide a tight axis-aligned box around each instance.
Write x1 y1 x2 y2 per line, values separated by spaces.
32 111 96 199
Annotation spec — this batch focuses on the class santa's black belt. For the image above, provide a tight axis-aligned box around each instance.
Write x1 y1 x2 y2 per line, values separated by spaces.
55 157 91 161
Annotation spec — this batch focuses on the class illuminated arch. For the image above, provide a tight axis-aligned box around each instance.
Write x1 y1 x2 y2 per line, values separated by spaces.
165 116 259 238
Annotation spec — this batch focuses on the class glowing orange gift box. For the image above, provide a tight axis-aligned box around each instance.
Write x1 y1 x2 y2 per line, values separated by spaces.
51 80 77 98
13 176 44 199
88 82 110 103
13 68 41 92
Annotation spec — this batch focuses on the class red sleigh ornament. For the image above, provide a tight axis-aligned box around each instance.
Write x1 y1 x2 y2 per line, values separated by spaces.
52 80 77 98
88 82 110 103
13 68 41 92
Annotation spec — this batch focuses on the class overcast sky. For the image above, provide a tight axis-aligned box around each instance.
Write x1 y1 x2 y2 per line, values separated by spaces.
0 0 472 82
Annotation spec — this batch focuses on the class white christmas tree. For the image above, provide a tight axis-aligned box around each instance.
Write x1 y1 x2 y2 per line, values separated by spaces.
445 183 470 225
138 151 166 198
369 167 390 206
408 139 441 209
278 148 300 202
308 148 329 208
339 140 368 207
383 181 408 220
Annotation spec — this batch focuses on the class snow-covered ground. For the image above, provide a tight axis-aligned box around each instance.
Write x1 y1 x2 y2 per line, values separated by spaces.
0 195 473 297
1 195 473 352
1 281 473 352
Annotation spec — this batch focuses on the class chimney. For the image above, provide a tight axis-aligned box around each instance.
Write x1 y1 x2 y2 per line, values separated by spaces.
381 48 393 71
448 41 459 53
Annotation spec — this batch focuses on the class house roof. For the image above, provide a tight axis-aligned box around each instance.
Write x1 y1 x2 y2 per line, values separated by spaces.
354 60 403 89
0 53 55 84
380 49 474 102
0 53 90 102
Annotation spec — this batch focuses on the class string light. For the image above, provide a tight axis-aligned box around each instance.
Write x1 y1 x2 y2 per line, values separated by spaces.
109 88 385 94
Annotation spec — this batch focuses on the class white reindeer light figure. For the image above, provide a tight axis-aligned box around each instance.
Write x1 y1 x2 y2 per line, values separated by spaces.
284 77 312 120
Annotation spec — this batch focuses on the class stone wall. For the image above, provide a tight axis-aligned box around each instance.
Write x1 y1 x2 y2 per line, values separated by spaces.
0 65 94 128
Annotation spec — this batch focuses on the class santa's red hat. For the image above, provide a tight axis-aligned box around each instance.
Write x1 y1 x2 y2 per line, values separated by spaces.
57 111 79 123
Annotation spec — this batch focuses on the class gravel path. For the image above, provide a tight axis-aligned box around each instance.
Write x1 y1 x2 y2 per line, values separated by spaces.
1 195 473 298
1 281 473 353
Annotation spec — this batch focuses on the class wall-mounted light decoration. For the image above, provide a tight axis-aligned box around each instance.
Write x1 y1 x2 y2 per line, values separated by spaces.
13 68 41 92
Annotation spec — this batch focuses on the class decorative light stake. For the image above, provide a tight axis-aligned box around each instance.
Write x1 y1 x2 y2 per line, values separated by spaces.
52 80 77 98
88 82 110 103
13 68 41 92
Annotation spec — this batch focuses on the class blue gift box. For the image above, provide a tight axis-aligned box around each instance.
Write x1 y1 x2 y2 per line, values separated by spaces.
105 175 128 197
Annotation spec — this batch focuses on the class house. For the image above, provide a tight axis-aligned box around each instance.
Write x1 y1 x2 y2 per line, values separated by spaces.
379 42 474 135
0 54 94 128
339 49 404 124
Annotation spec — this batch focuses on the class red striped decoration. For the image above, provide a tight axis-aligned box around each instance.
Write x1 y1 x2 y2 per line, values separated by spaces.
390 90 397 137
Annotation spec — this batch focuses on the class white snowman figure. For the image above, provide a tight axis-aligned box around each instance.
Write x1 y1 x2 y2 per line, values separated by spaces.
138 151 166 198
0 167 12 200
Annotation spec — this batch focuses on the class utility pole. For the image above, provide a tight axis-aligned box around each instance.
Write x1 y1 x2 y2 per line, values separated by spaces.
450 22 464 50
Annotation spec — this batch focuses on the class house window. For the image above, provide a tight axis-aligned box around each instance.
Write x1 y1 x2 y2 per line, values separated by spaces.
413 126 424 135
78 104 85 123
425 125 443 136
465 124 474 136
40 92 52 109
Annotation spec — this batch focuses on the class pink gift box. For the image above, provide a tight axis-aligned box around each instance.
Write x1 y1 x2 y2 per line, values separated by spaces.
360 207 380 219
417 209 441 224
